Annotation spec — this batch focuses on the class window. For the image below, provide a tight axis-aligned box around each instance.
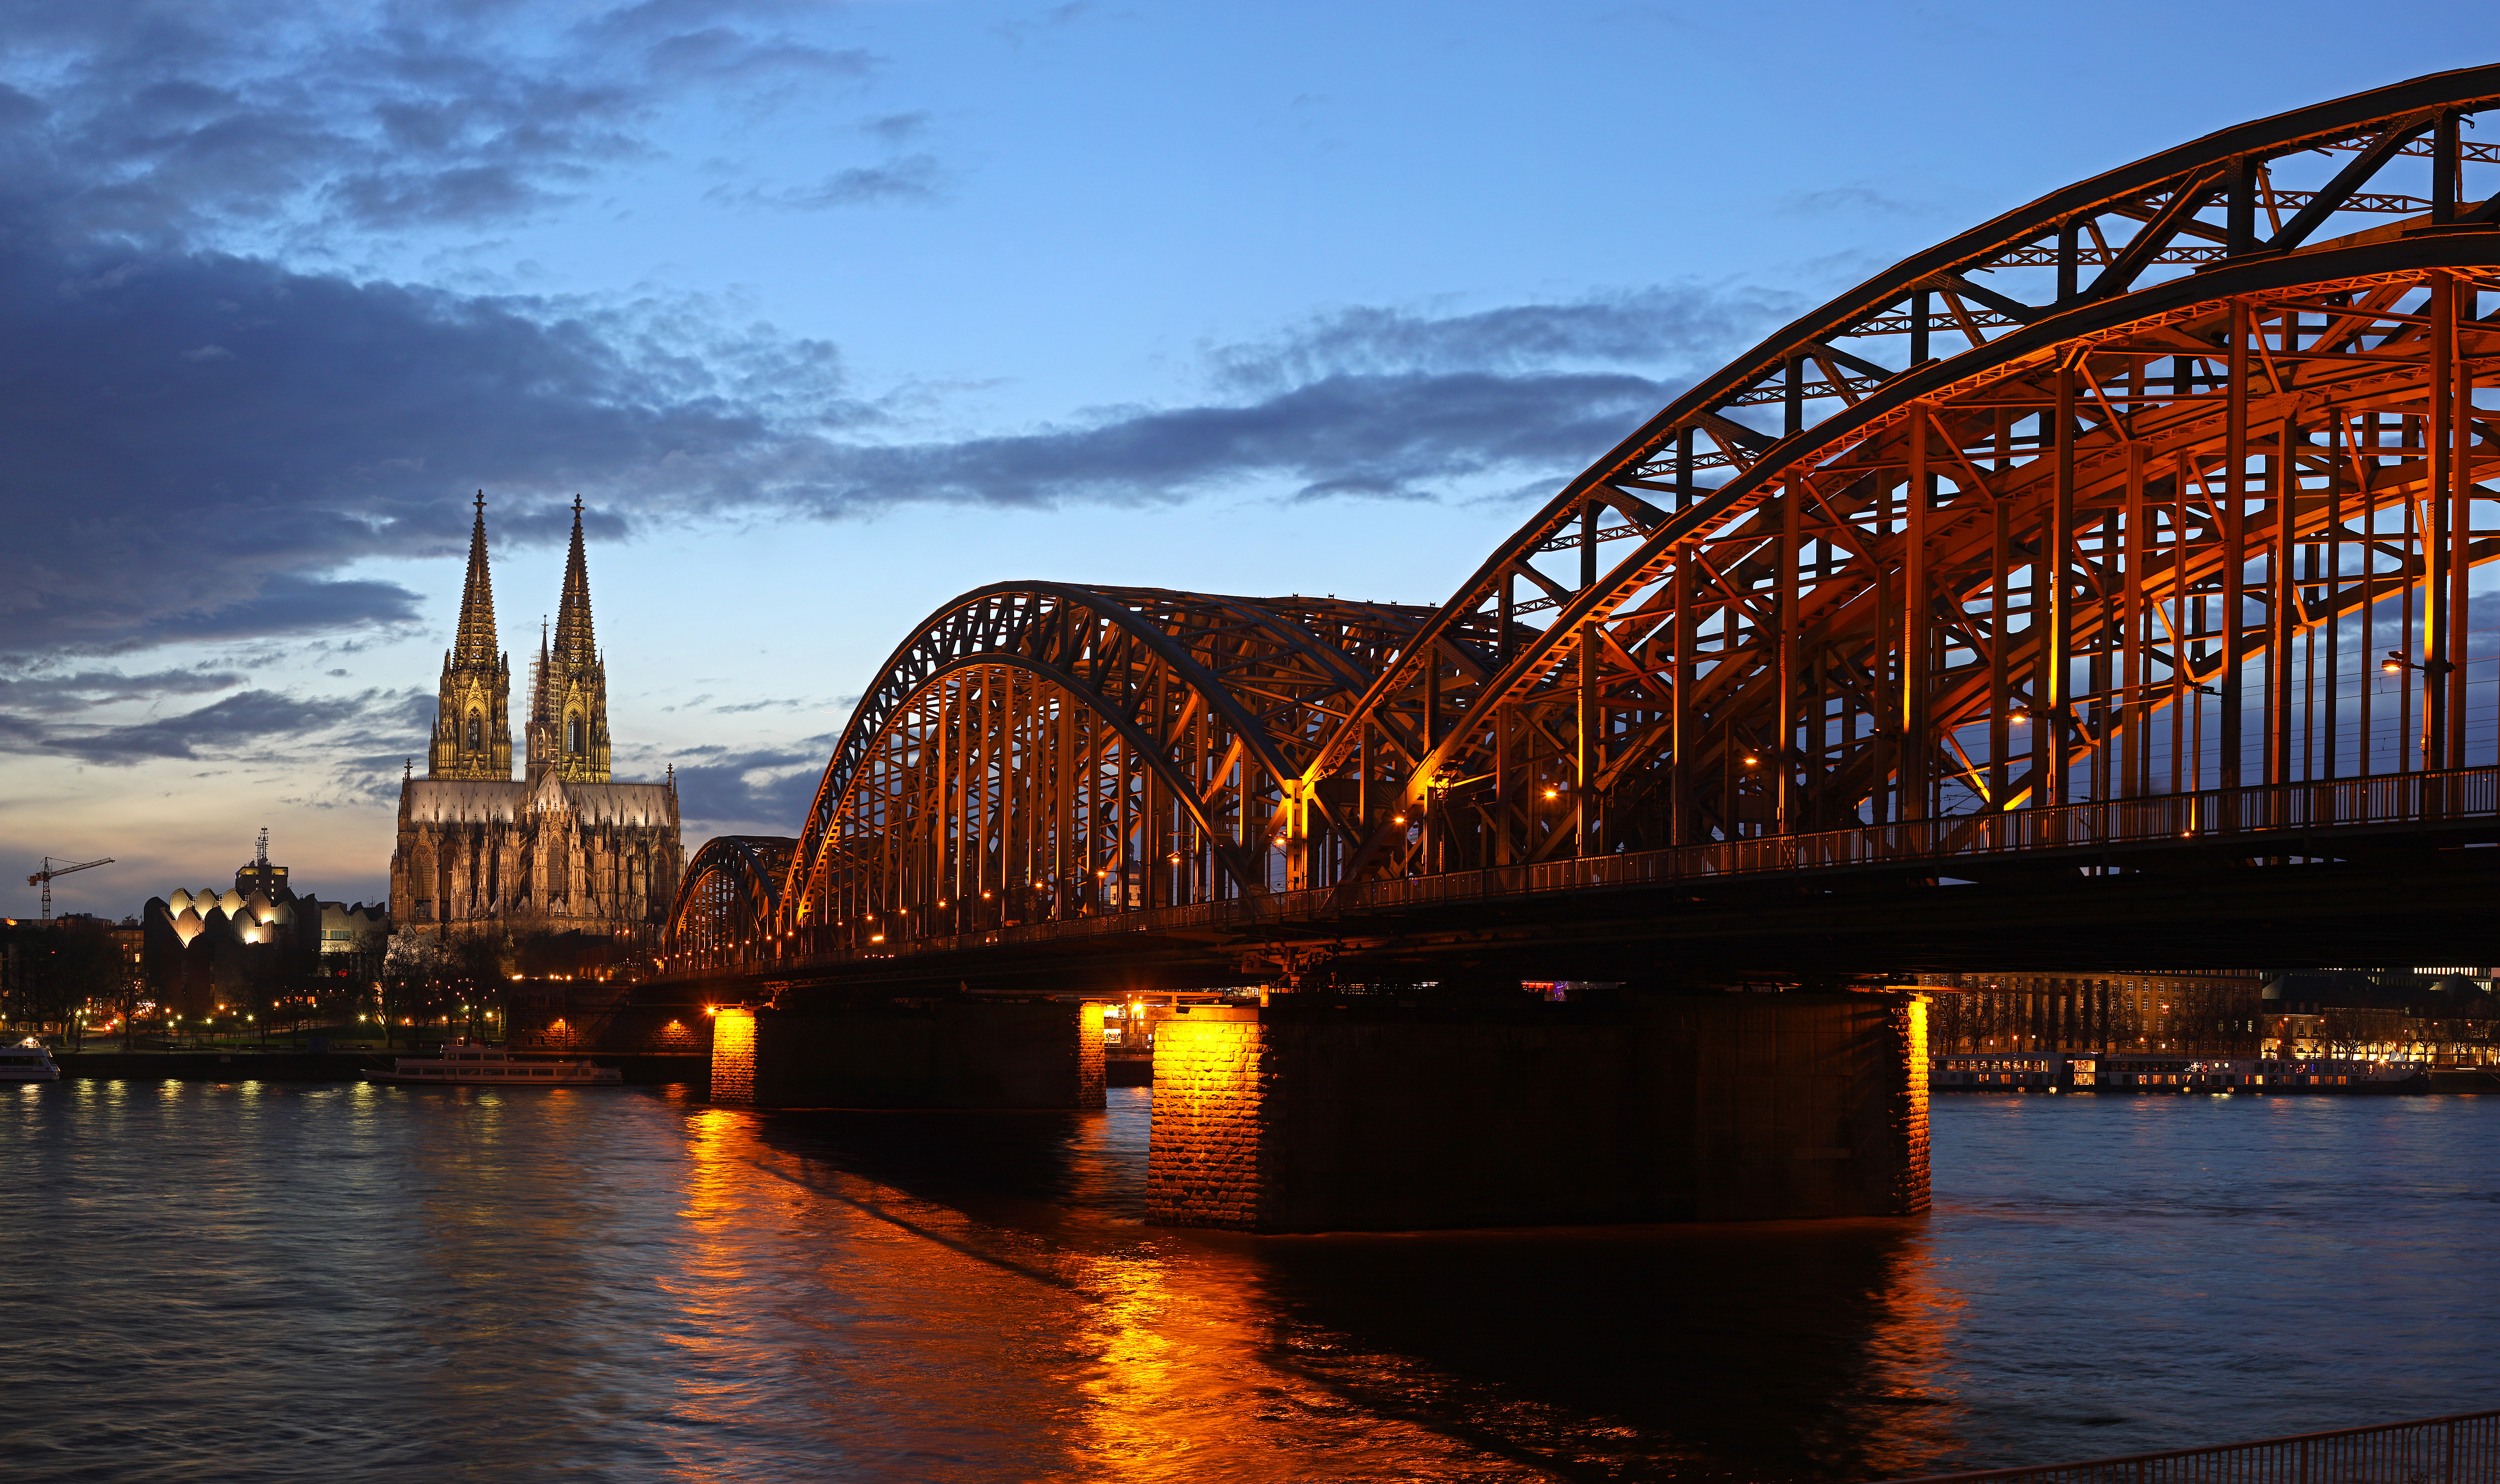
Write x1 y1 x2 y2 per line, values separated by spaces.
467 710 482 749
568 714 583 754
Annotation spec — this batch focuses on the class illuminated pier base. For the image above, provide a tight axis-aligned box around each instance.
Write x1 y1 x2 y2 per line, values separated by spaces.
1147 995 1928 1233
708 1001 1106 1109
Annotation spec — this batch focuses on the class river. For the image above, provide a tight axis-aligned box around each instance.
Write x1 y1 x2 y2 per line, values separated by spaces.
3 1080 2496 1482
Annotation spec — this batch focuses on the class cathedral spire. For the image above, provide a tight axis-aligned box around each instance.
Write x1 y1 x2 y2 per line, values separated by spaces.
453 491 498 665
553 496 596 670
428 492 513 781
526 496 612 785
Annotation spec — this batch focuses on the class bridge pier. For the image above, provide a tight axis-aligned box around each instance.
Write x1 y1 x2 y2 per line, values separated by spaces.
708 1001 1105 1109
1147 993 1927 1233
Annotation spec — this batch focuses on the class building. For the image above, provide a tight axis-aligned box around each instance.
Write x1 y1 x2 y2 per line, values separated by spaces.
1925 970 2269 1057
1926 967 2500 1065
390 495 683 944
139 841 389 1017
2260 969 2498 1063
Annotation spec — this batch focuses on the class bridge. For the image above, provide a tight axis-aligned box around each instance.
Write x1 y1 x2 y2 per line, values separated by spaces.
658 70 2500 1232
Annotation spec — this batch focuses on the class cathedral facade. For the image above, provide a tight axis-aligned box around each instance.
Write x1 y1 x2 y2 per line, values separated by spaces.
390 496 684 943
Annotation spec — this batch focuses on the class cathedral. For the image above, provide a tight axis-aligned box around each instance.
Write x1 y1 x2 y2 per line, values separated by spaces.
390 496 684 943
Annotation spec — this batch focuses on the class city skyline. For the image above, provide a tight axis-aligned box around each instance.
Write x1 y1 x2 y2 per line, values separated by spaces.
0 0 2484 917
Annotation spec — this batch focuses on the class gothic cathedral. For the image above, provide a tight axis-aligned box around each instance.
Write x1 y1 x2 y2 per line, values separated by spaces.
391 495 684 942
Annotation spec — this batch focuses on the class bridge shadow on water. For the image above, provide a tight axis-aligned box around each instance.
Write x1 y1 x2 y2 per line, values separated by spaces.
723 1087 1960 1482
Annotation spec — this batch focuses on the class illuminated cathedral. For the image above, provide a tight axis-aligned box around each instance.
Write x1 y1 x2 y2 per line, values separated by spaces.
390 495 683 942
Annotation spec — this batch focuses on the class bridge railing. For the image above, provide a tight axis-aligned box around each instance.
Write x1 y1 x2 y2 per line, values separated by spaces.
1887 1407 2500 1484
1339 766 2500 913
674 766 2500 974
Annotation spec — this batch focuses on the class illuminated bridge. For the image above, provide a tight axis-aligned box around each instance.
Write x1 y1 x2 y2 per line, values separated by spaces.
668 68 2500 993
654 72 2500 1230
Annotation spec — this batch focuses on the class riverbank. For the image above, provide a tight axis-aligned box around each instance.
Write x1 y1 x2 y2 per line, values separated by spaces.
51 1049 708 1085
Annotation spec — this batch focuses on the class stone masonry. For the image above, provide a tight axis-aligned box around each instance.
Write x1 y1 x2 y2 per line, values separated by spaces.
708 1000 1103 1109
1148 993 1929 1233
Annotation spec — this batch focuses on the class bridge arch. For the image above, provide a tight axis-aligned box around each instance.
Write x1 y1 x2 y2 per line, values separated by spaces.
662 834 794 967
773 583 1469 949
661 69 2500 982
1303 64 2500 889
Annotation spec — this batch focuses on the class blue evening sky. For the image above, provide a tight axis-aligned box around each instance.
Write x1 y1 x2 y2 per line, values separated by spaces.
0 0 2481 916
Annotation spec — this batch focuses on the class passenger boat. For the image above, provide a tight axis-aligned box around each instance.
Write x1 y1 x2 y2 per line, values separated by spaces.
1934 1052 2429 1093
0 1037 59 1082
369 1039 620 1086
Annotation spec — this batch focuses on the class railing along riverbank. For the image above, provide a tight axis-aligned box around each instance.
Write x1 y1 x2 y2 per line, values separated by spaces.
665 764 2500 977
1891 1407 2500 1484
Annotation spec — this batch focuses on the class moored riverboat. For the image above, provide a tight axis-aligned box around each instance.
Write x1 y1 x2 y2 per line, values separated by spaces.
1934 1053 2429 1093
369 1039 620 1087
0 1037 59 1082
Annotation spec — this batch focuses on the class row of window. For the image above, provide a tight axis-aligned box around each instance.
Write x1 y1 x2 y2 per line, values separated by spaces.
460 711 591 754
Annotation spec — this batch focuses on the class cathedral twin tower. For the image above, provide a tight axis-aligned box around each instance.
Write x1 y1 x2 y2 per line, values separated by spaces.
392 496 684 940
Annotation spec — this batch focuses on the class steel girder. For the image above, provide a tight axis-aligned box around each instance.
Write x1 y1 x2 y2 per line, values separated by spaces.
668 69 2500 972
662 834 793 959
773 584 1472 951
1303 65 2500 895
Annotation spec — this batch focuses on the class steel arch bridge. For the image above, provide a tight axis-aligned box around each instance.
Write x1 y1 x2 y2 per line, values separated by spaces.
666 67 2500 985
670 835 795 959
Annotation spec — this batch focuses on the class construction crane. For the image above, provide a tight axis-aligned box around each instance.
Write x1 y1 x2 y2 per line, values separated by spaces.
27 857 113 920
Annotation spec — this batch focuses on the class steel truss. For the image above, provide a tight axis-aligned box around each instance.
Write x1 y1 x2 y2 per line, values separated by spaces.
669 67 2500 969
708 583 1488 958
669 835 793 959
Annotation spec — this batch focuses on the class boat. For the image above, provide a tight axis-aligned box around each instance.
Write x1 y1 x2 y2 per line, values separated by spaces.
0 1037 59 1082
368 1039 620 1086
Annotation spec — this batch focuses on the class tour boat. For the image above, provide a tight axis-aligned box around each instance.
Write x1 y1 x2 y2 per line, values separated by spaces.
0 1037 59 1082
369 1039 620 1087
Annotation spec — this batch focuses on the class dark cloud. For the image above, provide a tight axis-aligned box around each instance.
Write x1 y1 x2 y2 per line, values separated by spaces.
0 0 865 240
669 733 838 833
0 8 1787 670
0 666 243 714
0 229 839 656
861 111 932 144
33 687 411 765
781 367 1690 509
1208 288 1793 394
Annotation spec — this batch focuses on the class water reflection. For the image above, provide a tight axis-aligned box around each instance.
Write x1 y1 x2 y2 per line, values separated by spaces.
725 1091 1965 1481
11 1081 2500 1481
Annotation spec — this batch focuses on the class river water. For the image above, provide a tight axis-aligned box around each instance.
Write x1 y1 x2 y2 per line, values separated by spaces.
4 1080 2497 1483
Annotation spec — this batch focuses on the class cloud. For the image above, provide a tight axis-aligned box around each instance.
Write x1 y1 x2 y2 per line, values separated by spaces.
1774 185 1934 219
0 0 867 242
30 686 415 765
0 8 1790 666
1208 288 1791 394
717 154 948 210
0 666 244 715
670 733 840 832
861 111 932 145
786 366 1688 510
0 229 852 657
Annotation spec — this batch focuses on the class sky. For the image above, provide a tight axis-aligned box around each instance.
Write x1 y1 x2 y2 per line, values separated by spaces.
0 0 2485 919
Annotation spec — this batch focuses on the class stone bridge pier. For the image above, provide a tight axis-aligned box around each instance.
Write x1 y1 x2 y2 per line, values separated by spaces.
708 999 1105 1110
1147 993 1929 1232
708 989 1927 1233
